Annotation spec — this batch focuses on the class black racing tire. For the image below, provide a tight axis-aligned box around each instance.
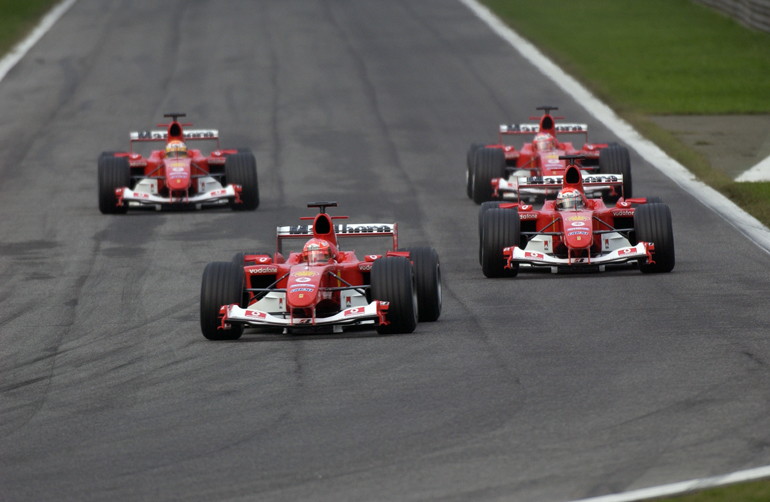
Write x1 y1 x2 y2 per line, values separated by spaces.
646 196 663 204
481 208 520 278
98 151 119 167
472 147 506 205
98 156 130 214
225 152 259 211
478 201 502 265
200 262 245 340
599 145 632 202
634 203 675 273
370 257 418 335
400 247 441 322
466 142 484 199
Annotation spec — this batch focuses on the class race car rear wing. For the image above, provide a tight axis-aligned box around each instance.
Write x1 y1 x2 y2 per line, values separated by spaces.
516 174 623 197
518 174 623 188
276 223 398 254
129 129 220 150
498 123 589 143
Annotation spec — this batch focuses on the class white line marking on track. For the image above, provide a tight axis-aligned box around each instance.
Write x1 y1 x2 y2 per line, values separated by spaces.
458 0 770 256
565 464 770 502
736 154 770 182
0 0 79 84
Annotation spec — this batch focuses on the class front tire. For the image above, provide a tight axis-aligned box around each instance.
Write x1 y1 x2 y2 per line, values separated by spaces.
466 142 484 199
634 203 675 273
478 201 501 265
400 247 441 322
200 262 245 340
225 152 259 211
472 148 506 205
371 257 418 334
98 156 130 214
481 208 520 278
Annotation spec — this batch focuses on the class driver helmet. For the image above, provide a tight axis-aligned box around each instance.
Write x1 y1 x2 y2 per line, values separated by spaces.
556 188 584 210
303 239 332 265
533 133 555 151
165 140 188 158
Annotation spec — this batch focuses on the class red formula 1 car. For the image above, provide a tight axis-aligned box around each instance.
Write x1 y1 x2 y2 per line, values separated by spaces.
98 113 259 213
478 156 674 277
199 202 442 339
466 106 632 205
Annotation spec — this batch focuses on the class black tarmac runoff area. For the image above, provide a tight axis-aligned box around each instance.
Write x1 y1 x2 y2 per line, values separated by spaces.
1 1 769 501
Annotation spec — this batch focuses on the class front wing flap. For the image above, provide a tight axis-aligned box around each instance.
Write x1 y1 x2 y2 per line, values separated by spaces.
116 184 242 206
504 242 654 268
221 300 389 329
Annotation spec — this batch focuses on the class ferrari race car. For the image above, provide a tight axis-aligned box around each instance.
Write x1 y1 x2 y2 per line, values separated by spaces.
478 156 674 277
466 106 632 204
199 202 442 340
98 113 259 213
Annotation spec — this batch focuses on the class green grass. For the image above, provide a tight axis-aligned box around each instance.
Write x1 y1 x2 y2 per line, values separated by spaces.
654 478 770 501
0 0 62 57
482 0 770 115
481 0 770 228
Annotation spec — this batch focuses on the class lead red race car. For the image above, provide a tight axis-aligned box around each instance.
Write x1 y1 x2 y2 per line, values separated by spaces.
98 113 258 213
199 202 442 339
466 106 632 205
479 156 674 277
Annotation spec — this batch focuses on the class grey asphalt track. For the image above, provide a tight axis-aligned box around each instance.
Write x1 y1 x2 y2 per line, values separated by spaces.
1 1 769 501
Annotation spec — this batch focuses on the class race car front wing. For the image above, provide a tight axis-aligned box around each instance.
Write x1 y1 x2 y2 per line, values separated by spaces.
504 242 654 269
115 184 242 207
220 300 389 331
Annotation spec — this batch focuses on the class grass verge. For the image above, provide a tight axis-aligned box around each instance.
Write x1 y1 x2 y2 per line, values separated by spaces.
480 0 770 228
654 478 770 501
0 0 63 57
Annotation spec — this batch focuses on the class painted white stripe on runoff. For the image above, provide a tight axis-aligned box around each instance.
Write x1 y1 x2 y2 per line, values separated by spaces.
736 155 770 182
566 465 770 502
0 0 79 83
458 0 770 255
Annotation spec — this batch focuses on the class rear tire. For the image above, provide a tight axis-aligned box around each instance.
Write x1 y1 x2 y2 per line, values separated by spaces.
634 203 675 273
200 262 245 340
98 156 130 214
472 148 506 204
371 257 418 334
478 201 501 265
481 208 520 278
225 152 259 211
466 142 484 199
400 247 441 322
599 145 632 202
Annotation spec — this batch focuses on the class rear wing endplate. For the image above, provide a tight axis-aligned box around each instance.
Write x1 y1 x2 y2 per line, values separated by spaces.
276 223 398 253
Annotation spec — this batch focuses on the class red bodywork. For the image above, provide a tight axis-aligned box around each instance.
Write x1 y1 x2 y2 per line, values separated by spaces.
503 165 654 266
483 110 609 177
228 209 403 326
112 118 241 205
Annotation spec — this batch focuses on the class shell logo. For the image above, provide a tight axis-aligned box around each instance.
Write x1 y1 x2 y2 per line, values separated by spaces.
293 271 318 277
568 216 588 221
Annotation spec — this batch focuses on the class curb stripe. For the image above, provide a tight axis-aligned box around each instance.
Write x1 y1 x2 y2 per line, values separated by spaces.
0 0 79 84
458 0 770 256
565 464 770 502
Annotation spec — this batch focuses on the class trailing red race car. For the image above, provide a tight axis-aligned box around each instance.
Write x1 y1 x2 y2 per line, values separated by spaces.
199 202 442 340
98 113 259 213
479 155 674 277
466 106 632 205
